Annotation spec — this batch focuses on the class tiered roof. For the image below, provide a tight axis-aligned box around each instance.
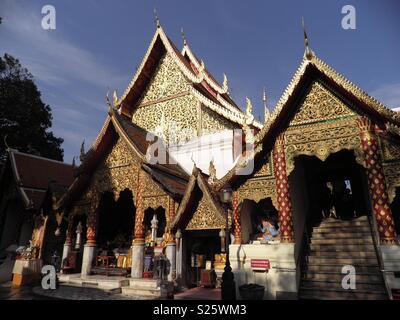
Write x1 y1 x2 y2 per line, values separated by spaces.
3 149 74 210
116 25 262 129
214 50 400 190
56 107 189 210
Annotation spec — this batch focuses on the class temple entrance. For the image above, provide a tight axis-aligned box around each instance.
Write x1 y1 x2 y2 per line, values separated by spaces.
93 189 135 276
183 230 223 289
289 150 370 238
390 187 400 238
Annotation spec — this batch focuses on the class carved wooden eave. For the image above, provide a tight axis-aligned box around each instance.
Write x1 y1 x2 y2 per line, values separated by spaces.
214 52 400 191
116 25 262 129
56 107 189 211
170 167 226 231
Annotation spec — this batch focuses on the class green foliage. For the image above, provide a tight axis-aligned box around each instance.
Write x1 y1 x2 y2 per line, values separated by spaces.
0 53 64 165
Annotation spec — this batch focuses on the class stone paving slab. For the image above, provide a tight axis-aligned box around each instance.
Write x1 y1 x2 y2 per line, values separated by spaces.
33 285 156 300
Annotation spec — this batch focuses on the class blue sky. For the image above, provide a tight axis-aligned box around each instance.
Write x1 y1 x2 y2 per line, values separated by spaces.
1 0 399 163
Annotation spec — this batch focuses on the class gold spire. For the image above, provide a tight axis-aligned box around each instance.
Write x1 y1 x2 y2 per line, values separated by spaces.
302 17 313 60
153 8 160 28
181 27 187 46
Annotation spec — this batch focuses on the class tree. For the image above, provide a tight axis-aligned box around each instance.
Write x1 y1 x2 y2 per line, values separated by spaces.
0 54 63 166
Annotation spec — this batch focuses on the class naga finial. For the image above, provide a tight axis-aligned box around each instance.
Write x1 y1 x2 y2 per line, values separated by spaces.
302 17 314 60
113 90 119 108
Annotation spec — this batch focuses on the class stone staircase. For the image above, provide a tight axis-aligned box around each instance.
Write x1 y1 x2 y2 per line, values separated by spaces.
299 216 388 300
121 279 173 299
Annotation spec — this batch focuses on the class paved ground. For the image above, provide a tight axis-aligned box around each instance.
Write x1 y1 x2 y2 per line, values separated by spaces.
0 281 221 300
0 282 43 300
174 287 221 300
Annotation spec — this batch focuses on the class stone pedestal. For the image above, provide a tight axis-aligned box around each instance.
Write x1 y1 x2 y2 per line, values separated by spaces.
12 259 43 286
81 243 96 278
131 242 145 278
380 245 400 298
61 243 72 265
229 243 297 300
166 243 176 281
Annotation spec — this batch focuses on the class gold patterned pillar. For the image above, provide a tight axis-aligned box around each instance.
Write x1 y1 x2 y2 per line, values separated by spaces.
133 170 146 242
232 191 242 244
273 134 295 243
357 117 398 244
86 195 99 245
65 214 74 246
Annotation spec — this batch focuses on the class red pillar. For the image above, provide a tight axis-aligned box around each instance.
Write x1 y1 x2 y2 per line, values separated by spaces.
232 191 242 244
357 117 398 244
273 134 294 243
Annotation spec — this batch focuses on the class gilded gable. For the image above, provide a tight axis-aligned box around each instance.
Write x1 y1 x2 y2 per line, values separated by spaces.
137 53 191 104
290 81 355 126
85 137 140 198
186 194 225 230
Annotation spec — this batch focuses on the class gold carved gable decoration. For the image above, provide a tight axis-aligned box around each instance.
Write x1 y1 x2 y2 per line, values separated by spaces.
290 81 355 126
186 194 225 230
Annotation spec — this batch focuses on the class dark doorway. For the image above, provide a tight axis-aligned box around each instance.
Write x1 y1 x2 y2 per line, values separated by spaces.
290 150 370 232
390 187 400 237
184 230 221 288
97 189 135 249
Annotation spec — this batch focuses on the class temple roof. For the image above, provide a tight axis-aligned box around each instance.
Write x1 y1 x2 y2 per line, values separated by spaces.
170 166 226 231
4 149 74 210
116 25 262 129
56 107 189 210
214 52 400 190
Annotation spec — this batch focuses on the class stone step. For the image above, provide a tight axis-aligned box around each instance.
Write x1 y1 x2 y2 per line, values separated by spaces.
306 264 380 273
313 226 371 234
301 279 385 291
308 250 377 258
121 286 165 298
315 219 369 228
307 256 378 265
311 238 373 245
302 271 382 283
311 232 372 240
128 279 165 289
310 243 375 252
299 287 387 300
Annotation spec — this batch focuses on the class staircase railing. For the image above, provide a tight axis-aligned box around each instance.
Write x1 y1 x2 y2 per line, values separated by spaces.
297 221 312 280
367 214 393 300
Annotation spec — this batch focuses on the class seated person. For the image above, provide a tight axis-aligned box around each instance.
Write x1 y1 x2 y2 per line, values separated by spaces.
256 216 280 243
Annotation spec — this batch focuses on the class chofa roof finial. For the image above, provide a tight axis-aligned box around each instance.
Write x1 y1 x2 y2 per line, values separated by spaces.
302 17 314 60
181 27 187 46
263 87 270 122
153 8 160 28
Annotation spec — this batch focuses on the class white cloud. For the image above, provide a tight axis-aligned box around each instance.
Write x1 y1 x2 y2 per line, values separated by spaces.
371 83 400 109
0 1 127 89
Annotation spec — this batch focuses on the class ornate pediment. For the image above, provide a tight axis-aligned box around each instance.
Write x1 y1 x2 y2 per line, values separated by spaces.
186 194 226 230
290 81 355 126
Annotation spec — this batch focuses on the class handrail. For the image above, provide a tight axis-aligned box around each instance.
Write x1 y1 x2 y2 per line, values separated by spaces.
296 220 311 281
367 214 393 300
